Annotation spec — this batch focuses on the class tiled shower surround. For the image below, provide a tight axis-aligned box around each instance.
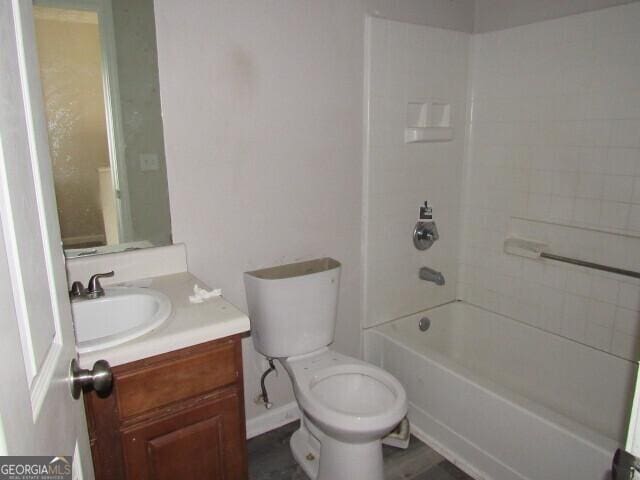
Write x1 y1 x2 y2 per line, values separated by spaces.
459 3 640 361
363 19 469 328
365 3 640 361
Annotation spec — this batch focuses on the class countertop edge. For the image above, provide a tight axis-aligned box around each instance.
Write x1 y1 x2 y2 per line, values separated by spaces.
79 317 250 369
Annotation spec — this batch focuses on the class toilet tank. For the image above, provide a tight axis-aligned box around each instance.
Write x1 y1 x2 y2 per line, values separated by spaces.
244 258 341 358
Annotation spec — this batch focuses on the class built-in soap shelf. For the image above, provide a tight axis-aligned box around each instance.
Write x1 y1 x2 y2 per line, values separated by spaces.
405 100 453 143
503 237 548 259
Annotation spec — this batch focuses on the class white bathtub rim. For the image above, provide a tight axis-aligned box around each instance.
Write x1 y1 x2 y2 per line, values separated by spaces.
408 402 526 480
368 299 636 366
370 326 619 456
370 298 638 365
362 299 458 331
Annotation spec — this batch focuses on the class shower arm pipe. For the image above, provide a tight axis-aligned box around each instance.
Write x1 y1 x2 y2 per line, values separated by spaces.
540 252 640 280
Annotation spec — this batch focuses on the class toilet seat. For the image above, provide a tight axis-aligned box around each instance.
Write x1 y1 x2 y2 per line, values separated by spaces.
283 349 407 441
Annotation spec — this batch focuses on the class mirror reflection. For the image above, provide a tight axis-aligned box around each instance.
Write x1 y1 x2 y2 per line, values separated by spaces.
33 0 172 257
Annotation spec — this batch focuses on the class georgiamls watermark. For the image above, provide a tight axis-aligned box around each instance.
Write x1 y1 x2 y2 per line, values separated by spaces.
0 456 72 480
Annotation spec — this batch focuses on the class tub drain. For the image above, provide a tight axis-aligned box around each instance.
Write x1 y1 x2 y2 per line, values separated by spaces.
418 317 431 331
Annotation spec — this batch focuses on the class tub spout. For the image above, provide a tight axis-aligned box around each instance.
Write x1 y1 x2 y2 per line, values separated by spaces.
419 266 445 286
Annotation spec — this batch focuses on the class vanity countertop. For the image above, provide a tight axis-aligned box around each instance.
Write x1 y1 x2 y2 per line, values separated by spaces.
78 272 250 369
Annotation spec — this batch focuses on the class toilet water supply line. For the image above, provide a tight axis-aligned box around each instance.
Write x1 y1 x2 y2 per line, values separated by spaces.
260 358 277 409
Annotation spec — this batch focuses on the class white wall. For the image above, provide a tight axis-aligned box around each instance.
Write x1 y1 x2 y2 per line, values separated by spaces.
363 18 469 327
153 0 475 426
460 3 640 360
474 0 640 33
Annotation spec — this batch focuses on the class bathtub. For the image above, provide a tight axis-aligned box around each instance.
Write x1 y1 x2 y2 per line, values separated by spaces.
364 301 638 480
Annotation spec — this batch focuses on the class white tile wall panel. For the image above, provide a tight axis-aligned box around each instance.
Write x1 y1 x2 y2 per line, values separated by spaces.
459 3 640 360
364 18 470 327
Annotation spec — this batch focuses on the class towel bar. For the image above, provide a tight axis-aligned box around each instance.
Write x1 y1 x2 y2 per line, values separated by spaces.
540 252 640 280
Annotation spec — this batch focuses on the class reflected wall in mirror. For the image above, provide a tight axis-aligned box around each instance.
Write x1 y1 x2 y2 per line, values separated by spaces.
33 0 172 257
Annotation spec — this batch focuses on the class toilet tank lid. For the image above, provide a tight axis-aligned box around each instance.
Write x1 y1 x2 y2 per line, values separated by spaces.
245 257 341 280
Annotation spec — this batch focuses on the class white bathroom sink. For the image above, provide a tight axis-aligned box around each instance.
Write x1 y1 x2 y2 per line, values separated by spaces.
72 287 172 354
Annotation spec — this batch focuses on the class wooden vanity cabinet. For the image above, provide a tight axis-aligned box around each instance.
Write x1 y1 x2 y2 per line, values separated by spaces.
84 334 248 480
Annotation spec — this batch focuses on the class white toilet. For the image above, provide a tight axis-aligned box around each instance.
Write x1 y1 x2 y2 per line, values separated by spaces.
244 258 407 480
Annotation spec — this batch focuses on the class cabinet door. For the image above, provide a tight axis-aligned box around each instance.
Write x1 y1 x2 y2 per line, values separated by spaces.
121 390 247 480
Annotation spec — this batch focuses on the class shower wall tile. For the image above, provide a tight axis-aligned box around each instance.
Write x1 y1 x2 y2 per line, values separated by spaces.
363 18 470 327
459 3 640 361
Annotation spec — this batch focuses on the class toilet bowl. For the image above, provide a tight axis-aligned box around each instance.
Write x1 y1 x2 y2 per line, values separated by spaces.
243 258 407 480
284 349 406 441
281 349 407 480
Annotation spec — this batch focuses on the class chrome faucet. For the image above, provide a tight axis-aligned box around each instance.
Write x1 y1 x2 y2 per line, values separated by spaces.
86 271 114 298
69 271 114 299
419 266 445 286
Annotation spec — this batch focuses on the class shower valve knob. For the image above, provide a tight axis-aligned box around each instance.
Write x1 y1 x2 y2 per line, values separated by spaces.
413 221 439 250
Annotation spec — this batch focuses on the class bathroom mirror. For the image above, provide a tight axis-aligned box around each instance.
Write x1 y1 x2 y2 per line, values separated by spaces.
33 0 172 257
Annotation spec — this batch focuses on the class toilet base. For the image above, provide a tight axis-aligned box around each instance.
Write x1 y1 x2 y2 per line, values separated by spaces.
290 416 385 480
290 421 320 479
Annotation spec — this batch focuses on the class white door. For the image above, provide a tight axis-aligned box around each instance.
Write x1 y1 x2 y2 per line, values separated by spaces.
0 0 93 478
624 375 640 452
611 376 640 478
625 376 640 457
